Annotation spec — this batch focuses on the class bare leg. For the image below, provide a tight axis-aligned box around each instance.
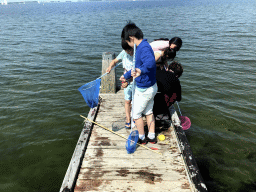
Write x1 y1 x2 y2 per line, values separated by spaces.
135 117 144 135
125 100 131 124
146 113 155 134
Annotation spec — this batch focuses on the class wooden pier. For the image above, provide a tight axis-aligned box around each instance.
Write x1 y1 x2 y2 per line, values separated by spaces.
60 53 207 192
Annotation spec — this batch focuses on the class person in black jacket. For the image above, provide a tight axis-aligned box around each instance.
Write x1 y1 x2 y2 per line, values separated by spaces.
153 61 183 118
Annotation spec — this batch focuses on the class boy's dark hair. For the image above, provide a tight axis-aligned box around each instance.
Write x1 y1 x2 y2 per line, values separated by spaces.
168 61 183 78
121 38 132 51
121 21 143 41
169 37 182 51
162 48 176 61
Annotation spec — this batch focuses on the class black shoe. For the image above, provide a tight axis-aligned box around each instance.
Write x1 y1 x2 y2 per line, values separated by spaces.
138 138 147 145
147 137 157 144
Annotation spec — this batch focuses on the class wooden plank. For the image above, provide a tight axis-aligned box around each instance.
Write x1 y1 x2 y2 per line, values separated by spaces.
80 157 186 170
100 91 124 99
168 107 207 192
90 123 175 136
82 148 182 161
60 106 99 192
101 52 116 93
75 180 191 192
174 124 207 192
86 138 179 155
97 104 125 110
77 166 188 181
86 139 178 151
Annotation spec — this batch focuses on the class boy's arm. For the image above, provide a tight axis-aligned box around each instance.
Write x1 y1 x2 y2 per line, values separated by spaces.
120 70 132 83
106 58 119 73
123 70 132 80
107 50 126 73
139 47 156 75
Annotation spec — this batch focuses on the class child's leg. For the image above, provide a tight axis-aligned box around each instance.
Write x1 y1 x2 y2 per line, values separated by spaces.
124 83 133 125
132 89 148 138
135 117 144 135
133 83 157 139
125 100 131 123
142 83 157 141
146 113 155 134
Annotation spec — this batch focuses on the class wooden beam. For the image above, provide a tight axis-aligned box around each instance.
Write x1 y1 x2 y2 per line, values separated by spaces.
169 106 208 192
101 52 116 93
60 104 100 192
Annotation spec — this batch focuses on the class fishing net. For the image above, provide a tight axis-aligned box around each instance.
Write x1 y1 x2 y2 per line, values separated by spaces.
112 118 126 132
78 78 101 108
175 102 191 130
126 130 139 154
179 116 191 130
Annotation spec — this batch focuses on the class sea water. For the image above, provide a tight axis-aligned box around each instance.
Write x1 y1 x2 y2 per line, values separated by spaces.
0 1 255 191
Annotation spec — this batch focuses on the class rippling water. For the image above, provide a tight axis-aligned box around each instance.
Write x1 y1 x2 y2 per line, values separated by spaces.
0 1 255 191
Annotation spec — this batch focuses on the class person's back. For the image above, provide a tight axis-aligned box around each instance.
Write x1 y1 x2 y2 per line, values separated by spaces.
156 68 181 102
150 37 183 52
150 40 169 52
153 63 182 117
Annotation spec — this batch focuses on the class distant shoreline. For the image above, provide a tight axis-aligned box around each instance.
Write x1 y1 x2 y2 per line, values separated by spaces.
1 0 136 5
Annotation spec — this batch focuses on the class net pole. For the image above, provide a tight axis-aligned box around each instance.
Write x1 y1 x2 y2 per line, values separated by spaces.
80 115 162 155
97 62 122 80
131 44 136 131
176 101 182 116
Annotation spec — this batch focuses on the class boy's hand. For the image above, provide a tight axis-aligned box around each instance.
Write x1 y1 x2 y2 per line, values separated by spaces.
131 68 141 78
121 81 128 88
106 66 112 73
119 75 126 82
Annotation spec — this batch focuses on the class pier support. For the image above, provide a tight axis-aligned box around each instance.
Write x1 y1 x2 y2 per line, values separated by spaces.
101 52 116 93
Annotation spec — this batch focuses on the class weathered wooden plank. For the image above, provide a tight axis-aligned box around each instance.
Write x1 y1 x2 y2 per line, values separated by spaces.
86 139 177 151
174 124 207 192
82 148 182 160
81 158 186 170
74 180 191 192
60 106 100 192
99 99 124 103
96 115 125 121
90 123 175 136
98 104 125 110
100 90 124 99
99 106 125 111
78 166 188 181
101 52 116 93
87 135 178 152
168 106 207 192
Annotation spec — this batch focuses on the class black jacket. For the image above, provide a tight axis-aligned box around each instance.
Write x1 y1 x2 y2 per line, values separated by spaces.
154 68 182 115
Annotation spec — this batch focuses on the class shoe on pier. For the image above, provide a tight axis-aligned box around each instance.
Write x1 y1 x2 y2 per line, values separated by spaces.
138 138 147 145
147 137 157 144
